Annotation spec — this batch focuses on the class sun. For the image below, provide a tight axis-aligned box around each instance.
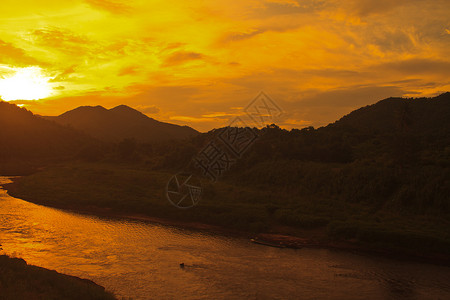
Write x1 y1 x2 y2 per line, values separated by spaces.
0 67 53 101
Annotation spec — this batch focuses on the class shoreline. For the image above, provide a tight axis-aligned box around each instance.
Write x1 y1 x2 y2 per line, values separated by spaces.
0 254 115 299
3 179 450 267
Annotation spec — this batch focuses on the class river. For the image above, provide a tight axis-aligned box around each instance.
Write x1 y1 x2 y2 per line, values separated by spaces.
0 177 449 299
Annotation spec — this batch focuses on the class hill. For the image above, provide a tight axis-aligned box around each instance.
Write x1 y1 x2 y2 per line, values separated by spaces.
5 92 450 262
328 92 450 137
153 92 450 213
0 101 95 170
45 104 199 143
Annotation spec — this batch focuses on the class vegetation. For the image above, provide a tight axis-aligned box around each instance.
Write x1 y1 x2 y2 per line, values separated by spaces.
0 101 196 175
2 92 450 260
6 160 450 258
0 254 115 300
0 101 94 162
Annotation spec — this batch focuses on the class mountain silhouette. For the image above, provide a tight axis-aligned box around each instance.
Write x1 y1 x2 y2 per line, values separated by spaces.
2 92 449 167
157 92 450 171
0 101 93 160
45 105 199 143
328 92 450 136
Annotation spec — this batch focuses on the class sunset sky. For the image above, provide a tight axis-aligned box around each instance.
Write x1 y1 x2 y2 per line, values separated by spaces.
0 0 449 131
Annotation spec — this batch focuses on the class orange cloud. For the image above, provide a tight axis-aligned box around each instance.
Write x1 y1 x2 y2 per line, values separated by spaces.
0 40 44 67
0 0 448 131
85 0 132 14
32 27 92 56
163 51 206 66
118 65 139 76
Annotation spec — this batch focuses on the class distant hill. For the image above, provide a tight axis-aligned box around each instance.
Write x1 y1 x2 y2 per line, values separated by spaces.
45 105 198 143
156 92 450 168
328 92 450 136
0 101 93 161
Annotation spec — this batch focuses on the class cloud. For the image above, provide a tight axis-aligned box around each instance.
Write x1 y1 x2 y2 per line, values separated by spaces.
366 29 415 53
218 14 311 44
216 0 323 45
374 59 450 76
163 51 206 66
221 29 266 43
0 40 44 67
126 84 200 101
32 27 92 56
265 0 301 7
135 104 160 114
271 85 412 129
351 0 409 16
329 0 412 18
85 0 132 14
224 68 362 92
8 100 41 105
49 65 77 82
201 112 239 119
170 115 213 123
281 118 312 127
118 65 139 76
297 85 408 108
1 0 448 131
256 0 323 17
0 66 14 77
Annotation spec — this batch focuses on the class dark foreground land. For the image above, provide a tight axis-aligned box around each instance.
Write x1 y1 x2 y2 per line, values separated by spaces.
5 161 450 266
2 93 450 266
0 254 115 300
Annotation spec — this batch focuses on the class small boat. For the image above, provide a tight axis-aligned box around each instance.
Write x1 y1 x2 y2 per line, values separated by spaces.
251 238 286 248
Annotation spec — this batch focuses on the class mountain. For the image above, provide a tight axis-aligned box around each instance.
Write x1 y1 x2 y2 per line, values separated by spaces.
156 92 450 168
45 105 198 143
328 92 450 136
0 101 94 161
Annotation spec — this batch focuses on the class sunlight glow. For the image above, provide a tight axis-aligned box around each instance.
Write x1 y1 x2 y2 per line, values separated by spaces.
0 67 52 101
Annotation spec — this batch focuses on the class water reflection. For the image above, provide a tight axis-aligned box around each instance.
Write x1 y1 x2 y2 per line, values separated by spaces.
1 177 449 299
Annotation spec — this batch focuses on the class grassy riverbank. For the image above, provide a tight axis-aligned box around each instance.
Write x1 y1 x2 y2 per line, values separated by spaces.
4 162 450 264
0 254 115 299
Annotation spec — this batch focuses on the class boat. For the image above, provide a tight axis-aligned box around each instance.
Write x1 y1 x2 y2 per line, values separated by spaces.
251 238 286 248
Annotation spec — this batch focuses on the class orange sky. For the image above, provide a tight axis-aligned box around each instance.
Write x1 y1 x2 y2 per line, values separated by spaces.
0 0 449 131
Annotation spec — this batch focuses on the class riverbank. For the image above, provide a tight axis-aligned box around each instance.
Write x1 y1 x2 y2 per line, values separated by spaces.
3 162 450 266
77 210 450 266
8 200 450 267
0 254 115 299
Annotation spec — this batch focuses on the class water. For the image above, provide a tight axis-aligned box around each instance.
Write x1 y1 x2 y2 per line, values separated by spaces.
0 177 449 299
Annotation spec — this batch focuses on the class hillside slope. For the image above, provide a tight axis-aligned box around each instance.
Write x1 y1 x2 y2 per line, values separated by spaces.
328 92 450 137
45 104 198 143
0 101 93 161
